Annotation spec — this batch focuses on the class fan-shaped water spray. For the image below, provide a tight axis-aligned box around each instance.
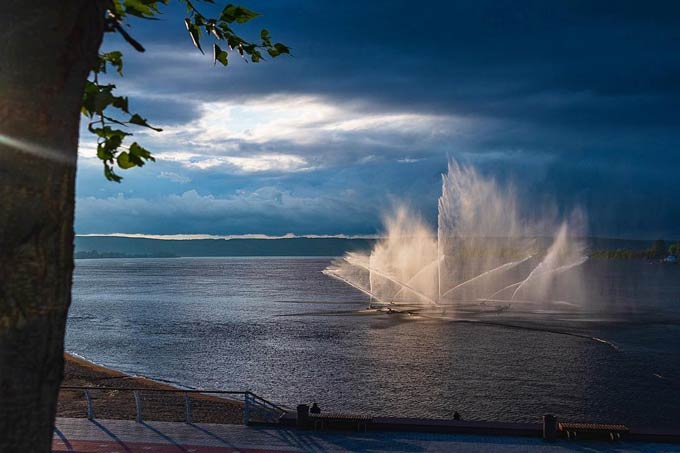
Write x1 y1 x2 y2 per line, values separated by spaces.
324 160 588 314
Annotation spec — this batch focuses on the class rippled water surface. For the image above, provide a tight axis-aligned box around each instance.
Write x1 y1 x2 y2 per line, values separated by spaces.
67 257 680 428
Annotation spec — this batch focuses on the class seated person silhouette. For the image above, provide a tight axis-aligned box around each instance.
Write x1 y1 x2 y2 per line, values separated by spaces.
310 402 321 414
453 411 461 420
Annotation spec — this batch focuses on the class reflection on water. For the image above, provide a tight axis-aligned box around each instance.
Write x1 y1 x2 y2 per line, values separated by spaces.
67 257 680 428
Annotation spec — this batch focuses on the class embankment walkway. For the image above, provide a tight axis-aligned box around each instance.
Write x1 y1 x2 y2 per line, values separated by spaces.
53 417 676 452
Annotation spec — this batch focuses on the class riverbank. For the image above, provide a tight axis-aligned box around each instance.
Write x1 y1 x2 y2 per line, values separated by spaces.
58 353 244 424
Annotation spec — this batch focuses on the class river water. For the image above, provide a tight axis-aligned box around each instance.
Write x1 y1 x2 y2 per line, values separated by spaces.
67 257 680 429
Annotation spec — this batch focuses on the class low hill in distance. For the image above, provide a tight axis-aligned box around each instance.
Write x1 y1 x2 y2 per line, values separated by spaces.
74 235 669 259
75 236 375 257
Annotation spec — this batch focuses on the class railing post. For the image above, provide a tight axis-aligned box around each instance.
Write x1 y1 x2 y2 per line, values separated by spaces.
133 390 143 423
83 389 94 420
243 392 251 425
184 392 193 424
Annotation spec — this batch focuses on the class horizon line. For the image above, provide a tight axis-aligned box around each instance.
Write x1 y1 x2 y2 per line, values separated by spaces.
74 233 675 242
76 233 381 241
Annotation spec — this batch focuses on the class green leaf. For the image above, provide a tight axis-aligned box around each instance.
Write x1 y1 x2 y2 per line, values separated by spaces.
83 82 131 116
226 34 240 50
88 125 132 140
116 142 154 170
273 43 290 55
111 96 129 113
82 81 99 117
213 44 229 66
104 163 122 182
121 0 166 19
102 51 124 75
260 28 271 45
93 90 115 114
111 0 126 17
129 142 154 162
117 152 136 169
210 26 223 39
220 4 259 24
97 134 123 161
185 18 204 54
129 114 162 132
97 144 114 161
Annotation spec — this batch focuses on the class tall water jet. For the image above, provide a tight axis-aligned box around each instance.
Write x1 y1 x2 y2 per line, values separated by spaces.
324 160 587 314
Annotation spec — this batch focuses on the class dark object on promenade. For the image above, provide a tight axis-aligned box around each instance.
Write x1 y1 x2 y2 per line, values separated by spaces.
559 422 629 441
309 412 372 432
296 404 310 427
310 403 321 414
453 412 461 420
543 414 557 441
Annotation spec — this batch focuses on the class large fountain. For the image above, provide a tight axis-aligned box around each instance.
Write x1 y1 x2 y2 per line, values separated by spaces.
324 160 588 316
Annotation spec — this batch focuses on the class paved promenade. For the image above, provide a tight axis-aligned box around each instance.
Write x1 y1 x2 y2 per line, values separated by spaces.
53 417 677 452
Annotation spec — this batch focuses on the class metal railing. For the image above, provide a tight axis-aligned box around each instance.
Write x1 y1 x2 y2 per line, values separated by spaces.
59 386 288 425
244 391 288 423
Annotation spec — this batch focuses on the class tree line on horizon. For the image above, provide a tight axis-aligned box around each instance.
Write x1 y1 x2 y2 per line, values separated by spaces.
591 239 680 260
75 250 177 259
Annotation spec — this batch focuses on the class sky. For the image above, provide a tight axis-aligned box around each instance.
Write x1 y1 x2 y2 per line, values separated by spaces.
75 0 680 239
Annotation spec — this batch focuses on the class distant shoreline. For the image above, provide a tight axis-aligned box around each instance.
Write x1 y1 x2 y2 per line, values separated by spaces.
74 250 177 259
63 352 180 389
75 235 680 259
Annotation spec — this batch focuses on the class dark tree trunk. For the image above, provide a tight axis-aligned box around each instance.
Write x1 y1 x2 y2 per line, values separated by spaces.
0 1 106 450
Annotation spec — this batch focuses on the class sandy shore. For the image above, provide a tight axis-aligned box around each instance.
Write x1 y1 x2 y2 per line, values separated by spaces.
58 353 244 424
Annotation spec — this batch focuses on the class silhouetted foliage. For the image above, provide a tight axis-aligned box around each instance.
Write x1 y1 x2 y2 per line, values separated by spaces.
591 239 675 260
74 250 176 259
86 1 289 181
668 242 680 257
649 239 667 258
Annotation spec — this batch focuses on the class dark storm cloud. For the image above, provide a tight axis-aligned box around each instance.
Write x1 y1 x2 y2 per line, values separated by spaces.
76 0 680 238
117 0 680 123
128 97 202 125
